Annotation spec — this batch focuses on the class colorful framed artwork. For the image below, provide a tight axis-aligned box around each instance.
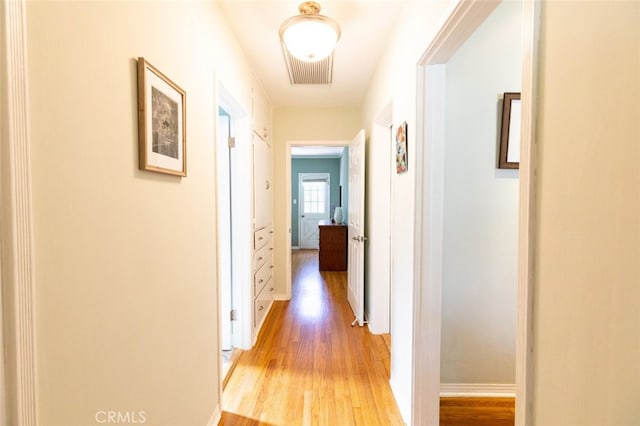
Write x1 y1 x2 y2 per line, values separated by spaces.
396 121 408 174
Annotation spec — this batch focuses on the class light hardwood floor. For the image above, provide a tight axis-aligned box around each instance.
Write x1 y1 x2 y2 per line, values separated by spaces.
440 397 515 425
220 250 515 425
220 250 404 425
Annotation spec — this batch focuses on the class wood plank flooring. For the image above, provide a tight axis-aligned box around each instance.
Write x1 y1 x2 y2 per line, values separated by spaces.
220 249 515 425
440 397 515 425
220 250 404 425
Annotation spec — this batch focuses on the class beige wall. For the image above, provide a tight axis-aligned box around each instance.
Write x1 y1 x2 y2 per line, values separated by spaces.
272 107 361 297
533 1 640 424
26 1 253 424
361 1 451 421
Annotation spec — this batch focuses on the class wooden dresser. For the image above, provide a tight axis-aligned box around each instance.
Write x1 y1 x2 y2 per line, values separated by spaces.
318 220 348 271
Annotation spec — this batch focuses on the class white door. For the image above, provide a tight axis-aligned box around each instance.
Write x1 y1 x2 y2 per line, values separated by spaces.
348 130 366 326
253 136 272 230
298 173 330 249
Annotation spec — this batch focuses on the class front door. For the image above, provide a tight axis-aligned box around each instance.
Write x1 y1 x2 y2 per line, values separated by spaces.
298 173 330 249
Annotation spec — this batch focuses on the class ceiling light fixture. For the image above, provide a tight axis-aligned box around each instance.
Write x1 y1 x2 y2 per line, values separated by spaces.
279 1 341 63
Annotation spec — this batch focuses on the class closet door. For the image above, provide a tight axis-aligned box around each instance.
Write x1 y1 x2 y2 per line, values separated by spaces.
253 134 272 230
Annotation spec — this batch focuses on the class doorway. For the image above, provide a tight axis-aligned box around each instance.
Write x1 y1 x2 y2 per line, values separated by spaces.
411 0 538 424
216 82 252 389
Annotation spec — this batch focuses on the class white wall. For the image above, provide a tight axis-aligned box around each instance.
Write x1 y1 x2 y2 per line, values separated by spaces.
25 1 253 424
441 0 521 385
361 1 454 421
533 1 640 424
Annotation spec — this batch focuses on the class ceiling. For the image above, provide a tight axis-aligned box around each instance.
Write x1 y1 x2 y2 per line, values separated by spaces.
217 0 405 108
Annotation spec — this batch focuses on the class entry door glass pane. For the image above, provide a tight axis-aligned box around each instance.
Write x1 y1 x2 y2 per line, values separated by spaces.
303 181 326 214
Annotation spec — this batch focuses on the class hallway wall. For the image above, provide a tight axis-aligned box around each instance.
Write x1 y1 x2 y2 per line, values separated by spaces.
24 1 254 424
533 1 640 424
360 1 455 421
362 0 640 422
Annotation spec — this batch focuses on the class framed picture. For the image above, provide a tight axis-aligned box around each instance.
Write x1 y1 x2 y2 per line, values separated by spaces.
137 57 186 176
498 92 521 169
396 121 408 174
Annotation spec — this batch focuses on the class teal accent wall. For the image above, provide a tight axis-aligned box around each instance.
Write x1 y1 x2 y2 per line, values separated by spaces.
291 157 342 246
339 149 349 224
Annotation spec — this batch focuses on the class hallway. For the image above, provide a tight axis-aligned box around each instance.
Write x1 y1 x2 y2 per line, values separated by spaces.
220 250 403 425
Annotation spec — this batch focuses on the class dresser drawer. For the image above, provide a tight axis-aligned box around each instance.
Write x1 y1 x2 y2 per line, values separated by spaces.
254 280 273 328
254 257 273 295
254 243 272 272
254 226 272 250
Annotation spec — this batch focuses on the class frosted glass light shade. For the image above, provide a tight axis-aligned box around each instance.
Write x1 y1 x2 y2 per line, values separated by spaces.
279 2 340 63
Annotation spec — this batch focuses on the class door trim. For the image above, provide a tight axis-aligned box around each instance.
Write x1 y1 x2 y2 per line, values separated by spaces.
411 0 539 425
297 173 330 249
1 0 38 424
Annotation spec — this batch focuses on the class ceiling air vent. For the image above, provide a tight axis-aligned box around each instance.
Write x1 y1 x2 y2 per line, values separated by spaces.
281 47 334 85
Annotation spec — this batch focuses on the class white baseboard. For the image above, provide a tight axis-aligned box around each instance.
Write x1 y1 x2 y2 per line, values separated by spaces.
440 383 516 397
292 246 300 250
207 405 222 426
273 293 290 301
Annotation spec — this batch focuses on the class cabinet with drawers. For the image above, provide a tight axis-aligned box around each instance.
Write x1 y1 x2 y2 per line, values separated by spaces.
318 220 348 271
253 225 274 331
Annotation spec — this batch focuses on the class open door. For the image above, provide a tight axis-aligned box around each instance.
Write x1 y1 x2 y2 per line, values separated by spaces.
348 129 366 326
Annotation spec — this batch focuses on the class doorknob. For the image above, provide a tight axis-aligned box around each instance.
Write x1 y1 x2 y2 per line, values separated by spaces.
301 215 305 218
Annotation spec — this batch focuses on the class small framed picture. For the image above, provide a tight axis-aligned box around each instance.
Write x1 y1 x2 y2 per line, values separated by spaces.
396 121 408 174
498 92 521 169
137 57 186 176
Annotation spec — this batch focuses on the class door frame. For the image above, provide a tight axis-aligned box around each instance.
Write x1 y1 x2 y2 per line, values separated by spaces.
216 107 234 352
411 0 539 425
215 81 251 379
284 140 349 300
1 0 38 423
297 172 330 249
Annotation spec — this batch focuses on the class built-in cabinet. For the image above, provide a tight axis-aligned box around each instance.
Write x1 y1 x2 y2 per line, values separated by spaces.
251 77 273 338
252 80 271 143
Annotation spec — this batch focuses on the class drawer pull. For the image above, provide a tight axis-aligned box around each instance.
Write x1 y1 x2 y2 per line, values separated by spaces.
270 265 274 269
270 287 274 291
257 256 263 262
258 236 264 240
258 305 264 311
259 279 264 284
